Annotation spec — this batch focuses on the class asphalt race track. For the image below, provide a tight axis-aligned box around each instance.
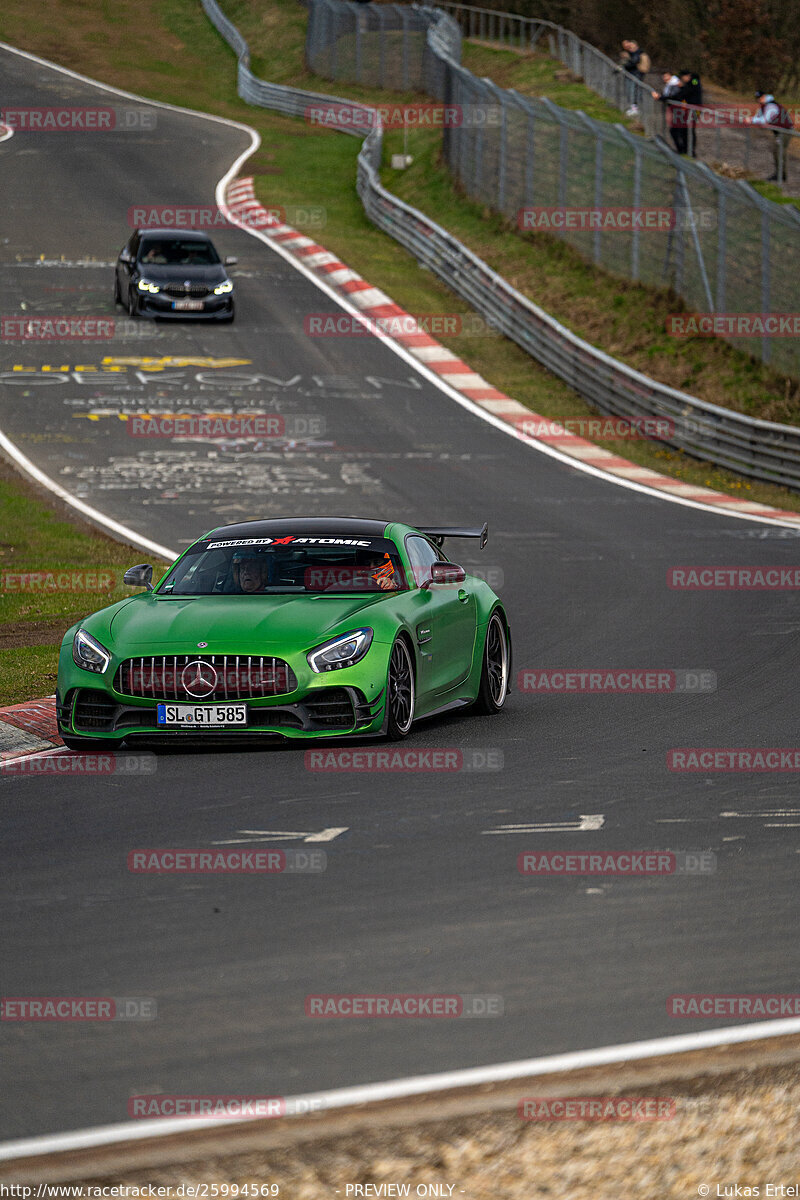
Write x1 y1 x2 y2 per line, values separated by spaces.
1 44 800 1141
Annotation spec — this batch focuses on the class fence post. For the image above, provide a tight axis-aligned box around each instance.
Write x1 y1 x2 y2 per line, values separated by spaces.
761 206 771 365
578 112 603 265
498 91 507 212
330 0 338 78
715 185 727 313
401 5 410 89
558 116 568 209
525 105 535 208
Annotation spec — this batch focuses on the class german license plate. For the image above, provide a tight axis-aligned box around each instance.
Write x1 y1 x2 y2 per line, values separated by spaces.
172 299 204 311
157 703 247 726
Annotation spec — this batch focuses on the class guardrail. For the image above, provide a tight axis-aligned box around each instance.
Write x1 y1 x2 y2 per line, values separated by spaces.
201 0 800 492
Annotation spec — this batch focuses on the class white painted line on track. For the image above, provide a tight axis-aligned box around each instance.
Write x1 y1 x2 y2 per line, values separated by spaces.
1 1019 799 1160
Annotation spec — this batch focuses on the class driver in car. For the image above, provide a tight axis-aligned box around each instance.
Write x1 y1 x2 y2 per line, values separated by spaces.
232 550 270 593
370 552 399 591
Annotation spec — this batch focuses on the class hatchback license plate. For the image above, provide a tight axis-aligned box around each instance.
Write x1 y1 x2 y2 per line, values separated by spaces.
172 299 204 311
157 703 247 726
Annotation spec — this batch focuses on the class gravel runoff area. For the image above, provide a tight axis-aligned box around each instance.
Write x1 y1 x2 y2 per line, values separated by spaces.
6 1036 800 1198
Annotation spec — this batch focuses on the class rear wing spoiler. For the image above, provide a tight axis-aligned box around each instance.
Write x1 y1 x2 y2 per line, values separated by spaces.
418 523 488 550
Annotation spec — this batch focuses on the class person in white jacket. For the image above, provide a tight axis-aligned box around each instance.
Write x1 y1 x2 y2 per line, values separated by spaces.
652 72 683 153
751 90 793 182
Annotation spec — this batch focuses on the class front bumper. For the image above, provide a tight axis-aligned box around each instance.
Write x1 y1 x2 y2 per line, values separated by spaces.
57 626 392 745
137 293 233 320
57 684 384 741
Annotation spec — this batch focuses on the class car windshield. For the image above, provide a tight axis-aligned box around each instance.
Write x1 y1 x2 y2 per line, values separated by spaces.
157 535 408 595
138 239 220 266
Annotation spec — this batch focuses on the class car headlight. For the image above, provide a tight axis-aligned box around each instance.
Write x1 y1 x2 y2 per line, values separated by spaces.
307 628 373 673
72 628 111 674
137 278 161 293
213 281 233 295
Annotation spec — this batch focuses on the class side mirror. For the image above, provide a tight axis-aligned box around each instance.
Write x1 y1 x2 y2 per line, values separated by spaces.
224 256 238 266
119 249 132 263
123 563 154 591
422 561 466 588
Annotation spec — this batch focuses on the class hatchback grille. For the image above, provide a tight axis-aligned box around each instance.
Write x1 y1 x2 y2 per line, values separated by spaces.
163 283 211 298
115 656 297 701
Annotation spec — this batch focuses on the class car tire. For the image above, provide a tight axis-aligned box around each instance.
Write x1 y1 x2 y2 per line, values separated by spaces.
385 637 415 740
127 286 138 318
113 275 121 306
60 734 124 752
471 610 509 715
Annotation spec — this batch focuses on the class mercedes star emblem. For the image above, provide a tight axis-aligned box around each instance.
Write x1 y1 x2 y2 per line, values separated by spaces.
181 660 217 699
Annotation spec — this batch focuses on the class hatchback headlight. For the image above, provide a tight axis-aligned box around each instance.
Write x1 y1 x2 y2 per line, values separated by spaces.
213 281 234 295
72 628 111 674
307 628 373 673
137 278 161 293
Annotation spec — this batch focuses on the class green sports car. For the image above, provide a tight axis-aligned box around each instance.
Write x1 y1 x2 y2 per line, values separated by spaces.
56 518 511 748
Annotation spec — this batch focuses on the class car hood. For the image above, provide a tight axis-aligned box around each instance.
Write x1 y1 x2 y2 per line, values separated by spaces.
136 264 228 285
107 592 391 652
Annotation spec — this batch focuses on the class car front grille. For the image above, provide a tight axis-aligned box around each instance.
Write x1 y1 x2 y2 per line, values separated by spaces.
115 656 297 701
163 283 211 298
73 690 117 732
304 688 355 729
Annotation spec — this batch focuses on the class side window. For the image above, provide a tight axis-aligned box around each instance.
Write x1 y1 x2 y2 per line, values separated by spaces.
128 232 141 258
405 536 441 587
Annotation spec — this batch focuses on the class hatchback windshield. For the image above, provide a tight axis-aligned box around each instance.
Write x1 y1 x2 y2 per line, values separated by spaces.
138 238 220 266
157 535 407 595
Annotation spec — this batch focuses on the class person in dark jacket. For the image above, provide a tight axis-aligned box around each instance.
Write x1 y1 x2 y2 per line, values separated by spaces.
621 40 650 115
668 70 703 156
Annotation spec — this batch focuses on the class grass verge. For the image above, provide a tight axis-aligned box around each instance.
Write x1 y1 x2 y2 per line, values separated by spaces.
0 460 169 706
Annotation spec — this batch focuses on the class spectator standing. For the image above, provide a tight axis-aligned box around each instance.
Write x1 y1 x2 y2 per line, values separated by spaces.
670 70 703 156
651 71 683 153
621 40 650 116
751 90 794 182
